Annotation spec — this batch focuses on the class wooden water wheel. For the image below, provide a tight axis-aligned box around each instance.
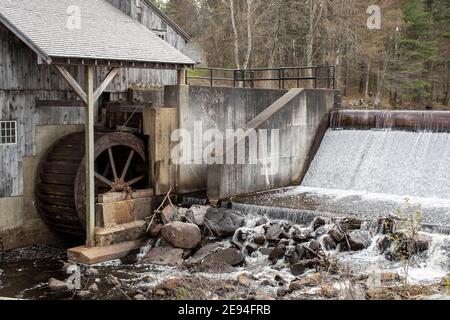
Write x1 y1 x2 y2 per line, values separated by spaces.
35 132 148 238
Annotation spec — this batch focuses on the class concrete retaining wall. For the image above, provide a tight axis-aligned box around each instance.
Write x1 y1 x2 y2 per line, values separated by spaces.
164 85 335 199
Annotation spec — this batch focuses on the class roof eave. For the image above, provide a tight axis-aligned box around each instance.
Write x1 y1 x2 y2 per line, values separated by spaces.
141 0 191 43
0 12 52 64
50 56 194 70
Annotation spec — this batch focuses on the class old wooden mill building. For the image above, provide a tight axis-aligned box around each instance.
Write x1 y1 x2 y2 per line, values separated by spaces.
0 0 195 257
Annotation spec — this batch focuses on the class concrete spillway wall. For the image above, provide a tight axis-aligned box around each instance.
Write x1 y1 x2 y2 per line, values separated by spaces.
163 85 335 200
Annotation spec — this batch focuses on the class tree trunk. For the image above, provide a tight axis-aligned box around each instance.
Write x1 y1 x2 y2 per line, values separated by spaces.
365 59 371 101
344 58 350 96
229 0 240 70
445 62 450 106
243 0 253 69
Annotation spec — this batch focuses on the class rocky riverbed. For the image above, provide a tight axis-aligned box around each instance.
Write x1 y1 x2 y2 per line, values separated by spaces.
0 204 449 300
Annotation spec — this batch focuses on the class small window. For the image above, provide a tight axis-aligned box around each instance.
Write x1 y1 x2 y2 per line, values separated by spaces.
0 121 17 145
153 30 167 41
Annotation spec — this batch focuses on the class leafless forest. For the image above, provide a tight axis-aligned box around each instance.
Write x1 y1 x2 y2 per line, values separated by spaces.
161 0 450 108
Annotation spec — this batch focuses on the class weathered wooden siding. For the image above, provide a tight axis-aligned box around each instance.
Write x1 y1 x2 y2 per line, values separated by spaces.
0 0 188 197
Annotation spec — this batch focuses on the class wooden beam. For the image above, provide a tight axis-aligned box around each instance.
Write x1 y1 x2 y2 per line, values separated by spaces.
35 100 85 107
55 65 88 104
52 58 192 70
93 68 120 101
85 66 96 248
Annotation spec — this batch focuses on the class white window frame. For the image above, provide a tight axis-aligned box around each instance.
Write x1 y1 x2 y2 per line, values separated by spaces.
152 30 167 41
0 120 17 145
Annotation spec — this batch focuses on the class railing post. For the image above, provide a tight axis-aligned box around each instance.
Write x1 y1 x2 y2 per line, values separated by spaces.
210 68 213 87
314 67 317 89
278 69 282 89
332 66 336 89
297 68 300 88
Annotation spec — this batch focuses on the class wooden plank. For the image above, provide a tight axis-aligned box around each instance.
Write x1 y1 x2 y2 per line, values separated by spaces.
93 67 120 101
105 102 151 113
97 189 154 204
55 65 88 104
67 240 144 265
35 100 85 107
98 198 152 228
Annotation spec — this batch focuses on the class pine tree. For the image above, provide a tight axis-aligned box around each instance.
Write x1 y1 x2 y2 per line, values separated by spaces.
399 0 438 102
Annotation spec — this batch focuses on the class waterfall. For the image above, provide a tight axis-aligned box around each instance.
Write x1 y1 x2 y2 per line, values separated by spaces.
302 129 450 199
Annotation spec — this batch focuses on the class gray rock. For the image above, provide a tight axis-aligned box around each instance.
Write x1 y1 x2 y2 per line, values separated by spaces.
259 247 273 256
48 278 68 292
328 228 345 243
186 243 223 265
290 259 324 276
290 263 307 276
269 244 286 264
308 240 321 253
161 205 182 225
202 248 245 267
292 229 313 243
161 222 202 249
149 224 164 238
88 283 99 293
85 267 99 277
142 246 184 266
313 217 326 231
266 224 284 241
204 208 244 237
339 218 363 232
134 294 146 301
255 217 269 227
253 235 266 246
322 235 337 251
245 243 260 255
185 205 210 226
348 230 372 251
76 290 92 299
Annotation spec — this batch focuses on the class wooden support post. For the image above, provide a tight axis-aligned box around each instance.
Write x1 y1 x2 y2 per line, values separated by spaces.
85 66 96 248
177 68 186 85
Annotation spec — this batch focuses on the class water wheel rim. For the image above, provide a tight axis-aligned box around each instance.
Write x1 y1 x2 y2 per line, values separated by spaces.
74 132 147 229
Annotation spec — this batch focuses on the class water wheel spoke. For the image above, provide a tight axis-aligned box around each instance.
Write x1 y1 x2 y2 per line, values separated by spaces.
126 175 145 186
102 161 111 177
108 147 118 180
120 150 135 180
95 172 113 186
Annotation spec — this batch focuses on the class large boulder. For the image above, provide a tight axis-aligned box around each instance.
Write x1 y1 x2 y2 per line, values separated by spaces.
269 243 286 264
204 208 244 237
266 224 284 241
186 243 223 265
201 248 245 268
339 218 363 232
142 246 184 266
161 222 202 249
347 230 372 251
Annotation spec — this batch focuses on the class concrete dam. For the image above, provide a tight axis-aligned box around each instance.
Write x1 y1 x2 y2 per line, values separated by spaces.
233 110 450 234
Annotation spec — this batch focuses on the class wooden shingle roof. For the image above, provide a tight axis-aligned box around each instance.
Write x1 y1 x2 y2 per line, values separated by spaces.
0 0 194 68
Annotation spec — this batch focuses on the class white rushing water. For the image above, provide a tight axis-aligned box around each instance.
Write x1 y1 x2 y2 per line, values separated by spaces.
302 129 450 199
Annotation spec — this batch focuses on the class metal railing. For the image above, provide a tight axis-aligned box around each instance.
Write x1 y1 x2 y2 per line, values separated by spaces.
186 65 336 90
